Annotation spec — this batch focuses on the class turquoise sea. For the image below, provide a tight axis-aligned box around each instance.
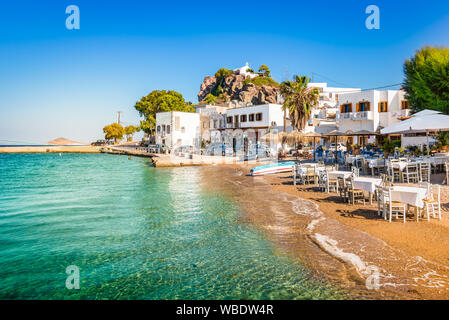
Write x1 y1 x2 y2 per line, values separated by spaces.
0 153 345 299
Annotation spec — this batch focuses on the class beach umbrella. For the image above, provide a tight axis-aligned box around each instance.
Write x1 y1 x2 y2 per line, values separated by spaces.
286 131 303 144
348 130 378 151
302 132 322 161
324 130 346 163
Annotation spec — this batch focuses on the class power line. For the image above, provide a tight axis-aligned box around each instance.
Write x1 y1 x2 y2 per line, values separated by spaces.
310 71 403 93
326 83 403 95
362 83 403 91
311 72 356 88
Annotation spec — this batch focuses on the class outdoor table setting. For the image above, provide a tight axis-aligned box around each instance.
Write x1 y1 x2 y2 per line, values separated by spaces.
296 163 324 176
328 170 353 180
388 185 429 221
389 185 428 208
352 176 382 204
428 155 449 167
388 160 409 171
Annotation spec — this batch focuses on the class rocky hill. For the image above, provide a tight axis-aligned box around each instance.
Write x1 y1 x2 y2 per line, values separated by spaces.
198 66 281 105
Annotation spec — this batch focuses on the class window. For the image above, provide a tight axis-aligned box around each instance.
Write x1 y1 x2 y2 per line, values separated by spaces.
181 127 185 133
157 125 161 132
256 113 262 121
378 101 388 112
175 117 180 130
401 100 410 110
340 103 352 113
227 116 233 124
357 102 370 112
162 125 166 132
240 114 247 122
214 120 218 129
249 114 255 121
166 125 170 134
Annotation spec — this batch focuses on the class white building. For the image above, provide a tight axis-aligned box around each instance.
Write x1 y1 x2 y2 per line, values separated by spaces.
220 104 293 151
307 83 361 135
155 111 200 148
224 103 291 132
336 89 411 145
233 62 258 79
195 104 228 143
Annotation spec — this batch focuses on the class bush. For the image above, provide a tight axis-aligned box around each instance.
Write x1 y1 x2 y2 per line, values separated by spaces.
243 77 280 87
381 139 401 154
214 68 233 80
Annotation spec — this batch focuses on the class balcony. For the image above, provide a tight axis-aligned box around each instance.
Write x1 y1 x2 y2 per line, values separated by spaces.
336 111 374 121
398 109 411 118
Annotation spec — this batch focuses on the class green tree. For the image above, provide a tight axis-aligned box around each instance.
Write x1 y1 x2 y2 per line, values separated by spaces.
103 123 125 144
134 90 194 136
403 46 449 115
280 75 320 131
204 93 217 104
124 125 140 142
258 64 271 78
214 68 233 80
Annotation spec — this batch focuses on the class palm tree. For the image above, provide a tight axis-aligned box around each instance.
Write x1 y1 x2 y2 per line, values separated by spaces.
280 75 320 132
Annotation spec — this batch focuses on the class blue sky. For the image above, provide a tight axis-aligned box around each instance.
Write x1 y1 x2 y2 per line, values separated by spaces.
1 0 449 144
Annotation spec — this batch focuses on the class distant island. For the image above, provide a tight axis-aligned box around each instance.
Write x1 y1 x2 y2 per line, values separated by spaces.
47 137 87 146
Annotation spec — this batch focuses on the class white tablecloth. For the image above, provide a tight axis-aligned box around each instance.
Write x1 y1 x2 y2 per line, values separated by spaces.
353 177 382 194
366 158 385 168
389 186 428 208
328 171 353 180
297 164 325 177
429 156 449 166
389 161 408 171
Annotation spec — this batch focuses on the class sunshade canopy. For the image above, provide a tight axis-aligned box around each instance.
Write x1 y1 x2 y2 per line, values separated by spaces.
381 113 449 134
412 109 442 117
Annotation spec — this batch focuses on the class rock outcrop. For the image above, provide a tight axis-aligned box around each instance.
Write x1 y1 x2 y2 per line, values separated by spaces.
198 71 280 105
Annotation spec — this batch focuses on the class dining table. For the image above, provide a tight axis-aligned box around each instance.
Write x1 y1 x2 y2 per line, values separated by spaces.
389 186 428 208
352 177 382 204
328 171 353 180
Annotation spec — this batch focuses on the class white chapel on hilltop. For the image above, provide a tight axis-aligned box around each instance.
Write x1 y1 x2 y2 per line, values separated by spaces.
233 62 258 78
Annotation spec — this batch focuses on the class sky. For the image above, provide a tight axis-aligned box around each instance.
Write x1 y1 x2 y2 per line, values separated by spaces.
0 0 449 144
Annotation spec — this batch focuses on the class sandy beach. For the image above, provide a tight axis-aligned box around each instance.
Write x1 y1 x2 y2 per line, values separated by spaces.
203 162 449 300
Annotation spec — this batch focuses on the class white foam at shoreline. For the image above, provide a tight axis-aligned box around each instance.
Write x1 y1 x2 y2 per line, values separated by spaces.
233 168 449 293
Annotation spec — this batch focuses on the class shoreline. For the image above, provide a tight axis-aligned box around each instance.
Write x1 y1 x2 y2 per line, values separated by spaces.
224 162 449 300
0 146 101 153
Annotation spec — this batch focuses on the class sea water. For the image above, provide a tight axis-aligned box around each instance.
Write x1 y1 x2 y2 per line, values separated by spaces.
0 153 345 299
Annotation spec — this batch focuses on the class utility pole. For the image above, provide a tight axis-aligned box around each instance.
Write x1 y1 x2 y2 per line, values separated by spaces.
283 68 289 133
312 72 314 82
117 111 122 125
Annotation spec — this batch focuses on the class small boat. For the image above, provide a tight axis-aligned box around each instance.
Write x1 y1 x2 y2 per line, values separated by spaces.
250 162 296 176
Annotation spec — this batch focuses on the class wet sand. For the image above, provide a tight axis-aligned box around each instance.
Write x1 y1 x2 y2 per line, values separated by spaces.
199 164 449 300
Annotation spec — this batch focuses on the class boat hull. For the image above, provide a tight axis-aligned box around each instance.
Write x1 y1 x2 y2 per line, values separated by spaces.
250 162 295 176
